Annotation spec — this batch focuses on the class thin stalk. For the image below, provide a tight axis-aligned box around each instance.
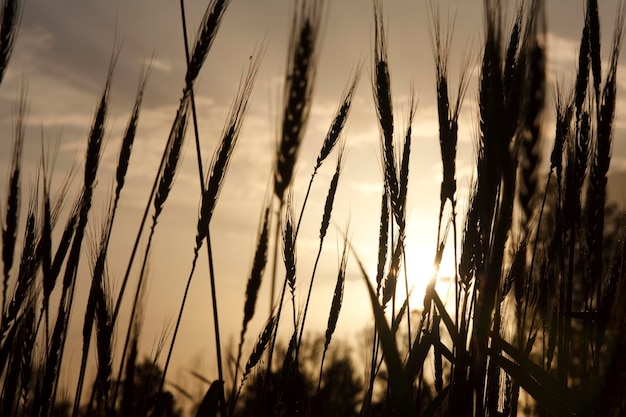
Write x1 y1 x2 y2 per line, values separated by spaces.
111 221 157 411
109 94 187 411
264 207 286 393
295 171 316 238
159 244 203 392
50 47 119 411
269 207 281 316
108 140 168 410
205 234 226 416
401 250 411 351
76 64 150 417
111 138 169 325
179 1 228 414
297 151 343 353
387 222 396 407
451 199 460 383
265 205 283 373
72 214 113 417
296 236 323 353
362 325 379 413
526 173 552 320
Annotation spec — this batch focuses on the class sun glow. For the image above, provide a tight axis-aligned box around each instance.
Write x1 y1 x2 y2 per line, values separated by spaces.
355 244 436 312
402 237 458 309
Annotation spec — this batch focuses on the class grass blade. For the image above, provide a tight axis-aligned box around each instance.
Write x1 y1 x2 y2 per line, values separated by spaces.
195 380 223 417
361 260 415 417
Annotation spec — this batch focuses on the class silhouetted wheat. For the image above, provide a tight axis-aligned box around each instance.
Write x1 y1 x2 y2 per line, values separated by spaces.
297 145 344 353
317 237 348 395
0 0 21 84
160 50 262 396
230 198 271 414
1 0 626 416
1 84 25 323
273 0 323 203
296 66 362 236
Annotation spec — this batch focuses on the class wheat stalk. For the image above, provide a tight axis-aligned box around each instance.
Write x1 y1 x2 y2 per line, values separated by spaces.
72 200 114 417
373 0 403 229
1 84 26 323
17 296 35 415
586 5 624 325
37 43 117 406
7 200 36 322
245 314 276 380
296 65 362 236
269 0 323 362
297 146 344 353
115 61 152 205
1 300 29 416
154 93 190 220
159 49 263 397
518 21 546 234
92 274 113 415
118 91 191 406
575 6 591 122
230 198 271 414
0 0 21 84
75 64 150 410
196 49 263 245
588 0 601 107
381 235 403 308
317 237 348 395
273 0 323 203
376 190 389 295
184 0 230 87
283 199 297 332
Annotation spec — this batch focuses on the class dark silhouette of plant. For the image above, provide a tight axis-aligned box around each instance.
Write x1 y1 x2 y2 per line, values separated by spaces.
233 336 362 417
112 358 182 417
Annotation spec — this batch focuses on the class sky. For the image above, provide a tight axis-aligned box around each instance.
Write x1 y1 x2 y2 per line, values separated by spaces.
1 0 626 403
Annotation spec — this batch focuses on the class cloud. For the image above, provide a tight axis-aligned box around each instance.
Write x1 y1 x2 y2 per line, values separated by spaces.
151 58 174 74
546 32 579 78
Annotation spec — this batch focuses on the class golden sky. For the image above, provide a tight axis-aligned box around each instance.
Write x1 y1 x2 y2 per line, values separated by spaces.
1 0 626 398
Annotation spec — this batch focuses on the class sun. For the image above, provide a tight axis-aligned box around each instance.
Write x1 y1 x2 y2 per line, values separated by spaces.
403 236 457 309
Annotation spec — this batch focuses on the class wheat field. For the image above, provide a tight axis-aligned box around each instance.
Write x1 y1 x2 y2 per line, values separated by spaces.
1 0 626 416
